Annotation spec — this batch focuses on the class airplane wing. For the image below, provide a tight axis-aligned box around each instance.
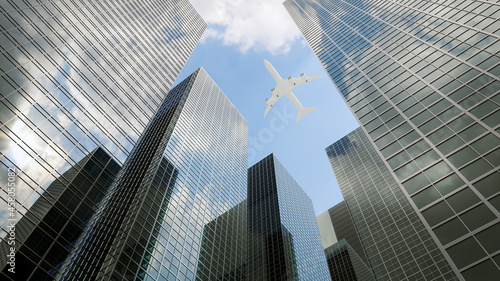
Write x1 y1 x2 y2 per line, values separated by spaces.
288 74 321 88
264 94 280 117
263 60 282 82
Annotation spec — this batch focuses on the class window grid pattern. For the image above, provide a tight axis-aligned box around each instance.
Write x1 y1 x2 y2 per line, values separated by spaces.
0 147 120 280
0 0 205 247
327 201 369 265
326 128 457 280
286 0 500 279
74 68 248 281
324 239 375 281
248 154 331 281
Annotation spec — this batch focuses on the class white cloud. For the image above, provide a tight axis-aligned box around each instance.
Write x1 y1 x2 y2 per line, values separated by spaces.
190 0 301 54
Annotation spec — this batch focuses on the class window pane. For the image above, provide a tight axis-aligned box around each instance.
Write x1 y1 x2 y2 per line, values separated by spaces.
446 237 486 269
422 201 454 227
403 173 431 195
446 188 480 213
412 186 440 208
380 140 402 158
394 161 419 181
419 118 443 135
471 134 500 154
437 136 466 155
460 204 496 231
448 114 474 133
458 123 486 142
399 132 420 147
460 158 493 181
415 150 440 169
448 146 479 168
475 223 500 254
462 259 500 281
388 150 411 169
434 173 465 196
433 218 468 245
424 161 453 182
407 140 431 157
428 126 453 145
474 172 500 198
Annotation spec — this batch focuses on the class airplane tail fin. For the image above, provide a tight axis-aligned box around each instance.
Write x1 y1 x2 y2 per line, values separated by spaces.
296 107 316 123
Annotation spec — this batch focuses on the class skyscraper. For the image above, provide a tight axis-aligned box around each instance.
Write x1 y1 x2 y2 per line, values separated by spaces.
247 154 331 281
0 0 205 246
286 0 500 279
324 239 374 281
316 201 375 281
318 201 368 265
317 201 374 281
197 200 247 280
58 68 248 281
0 147 120 280
326 127 458 280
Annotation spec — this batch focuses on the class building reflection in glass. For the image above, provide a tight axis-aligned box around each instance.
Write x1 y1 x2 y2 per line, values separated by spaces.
0 147 120 280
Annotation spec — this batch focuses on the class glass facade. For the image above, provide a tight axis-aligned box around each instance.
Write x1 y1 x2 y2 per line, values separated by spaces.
317 202 374 281
0 147 120 280
197 200 247 280
59 68 248 281
324 239 374 281
326 128 457 280
248 154 331 281
325 201 368 265
286 0 500 279
0 0 205 242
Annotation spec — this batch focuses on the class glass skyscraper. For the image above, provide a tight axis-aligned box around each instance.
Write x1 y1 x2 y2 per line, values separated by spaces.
286 0 500 280
0 0 205 241
58 68 248 281
0 147 120 280
326 127 458 280
318 201 368 265
1 1 205 280
197 200 247 280
248 154 331 281
317 201 373 280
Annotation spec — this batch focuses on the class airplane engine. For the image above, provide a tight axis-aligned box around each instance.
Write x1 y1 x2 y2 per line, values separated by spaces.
271 88 275 92
288 76 292 79
300 73 305 76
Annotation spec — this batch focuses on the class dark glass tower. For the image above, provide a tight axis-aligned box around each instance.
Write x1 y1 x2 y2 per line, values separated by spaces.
319 201 368 264
0 0 205 257
197 200 247 280
317 202 374 281
324 239 374 281
59 68 248 281
247 154 330 281
0 147 120 280
286 0 500 280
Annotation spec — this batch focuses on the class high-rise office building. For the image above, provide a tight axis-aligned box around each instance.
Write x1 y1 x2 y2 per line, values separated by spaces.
247 154 331 281
0 0 205 243
317 201 374 280
58 68 248 281
318 201 368 264
197 200 247 280
326 127 458 280
286 0 500 279
324 239 374 281
0 147 120 280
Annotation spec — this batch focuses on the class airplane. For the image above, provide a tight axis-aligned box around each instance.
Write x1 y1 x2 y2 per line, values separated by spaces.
263 59 321 123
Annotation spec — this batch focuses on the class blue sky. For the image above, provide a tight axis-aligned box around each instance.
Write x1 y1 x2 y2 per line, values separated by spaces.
174 1 360 215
